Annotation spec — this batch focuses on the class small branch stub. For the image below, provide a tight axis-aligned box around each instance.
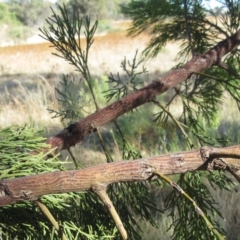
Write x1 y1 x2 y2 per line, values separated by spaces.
0 182 13 206
141 162 155 179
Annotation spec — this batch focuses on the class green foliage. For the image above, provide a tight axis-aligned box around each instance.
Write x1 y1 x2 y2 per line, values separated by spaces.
0 125 118 239
120 0 240 239
64 0 130 22
48 75 88 123
121 0 240 148
2 1 240 240
0 2 29 42
0 2 19 26
64 0 100 22
121 0 217 59
104 50 145 102
165 171 236 240
0 125 63 179
39 5 161 239
7 25 30 42
7 0 52 27
97 19 114 33
40 5 100 111
0 0 50 42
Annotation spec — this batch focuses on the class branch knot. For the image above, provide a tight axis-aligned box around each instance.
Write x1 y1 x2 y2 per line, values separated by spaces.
200 146 213 162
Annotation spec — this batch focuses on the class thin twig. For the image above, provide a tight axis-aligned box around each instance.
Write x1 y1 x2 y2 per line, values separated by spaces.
97 128 114 163
92 185 128 240
153 100 194 149
36 200 68 240
152 169 225 240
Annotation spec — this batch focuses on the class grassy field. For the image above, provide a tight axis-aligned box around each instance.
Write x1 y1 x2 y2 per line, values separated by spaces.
0 25 182 169
0 25 179 129
1 25 240 239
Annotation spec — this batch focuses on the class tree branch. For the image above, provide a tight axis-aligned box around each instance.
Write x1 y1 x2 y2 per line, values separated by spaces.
1 145 240 206
46 29 240 153
92 185 128 240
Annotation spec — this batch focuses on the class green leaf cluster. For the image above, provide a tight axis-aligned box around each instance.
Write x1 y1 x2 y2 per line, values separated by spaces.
120 0 240 239
165 171 236 239
0 125 63 179
0 125 118 239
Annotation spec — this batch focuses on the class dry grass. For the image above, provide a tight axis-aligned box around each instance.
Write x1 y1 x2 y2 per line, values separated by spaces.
0 29 179 75
0 27 179 129
0 74 60 128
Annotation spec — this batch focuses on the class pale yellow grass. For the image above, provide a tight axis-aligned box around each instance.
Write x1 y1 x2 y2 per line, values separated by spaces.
0 75 60 128
0 29 179 129
0 31 179 75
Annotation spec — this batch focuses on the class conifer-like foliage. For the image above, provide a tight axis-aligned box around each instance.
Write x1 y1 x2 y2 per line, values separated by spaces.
121 0 240 146
120 0 240 239
0 4 158 240
1 1 240 240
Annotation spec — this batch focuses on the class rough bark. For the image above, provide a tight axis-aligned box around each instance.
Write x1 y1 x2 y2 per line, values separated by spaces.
1 145 240 206
47 29 240 153
1 30 240 207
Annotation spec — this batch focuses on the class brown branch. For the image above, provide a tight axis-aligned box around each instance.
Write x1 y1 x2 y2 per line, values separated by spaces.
92 185 128 240
47 29 240 153
2 145 240 206
1 26 240 240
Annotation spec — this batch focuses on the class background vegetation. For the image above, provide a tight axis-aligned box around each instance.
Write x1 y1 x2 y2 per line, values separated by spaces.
0 0 131 45
1 0 240 239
